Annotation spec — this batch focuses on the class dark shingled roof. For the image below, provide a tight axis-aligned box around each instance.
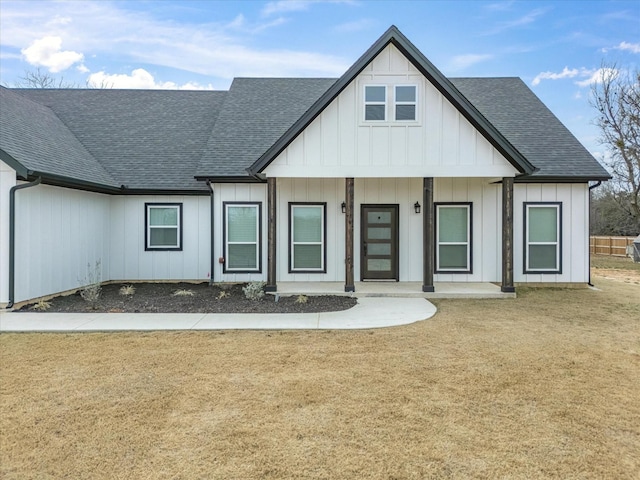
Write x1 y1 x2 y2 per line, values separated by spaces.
9 88 227 191
0 87 118 188
0 73 609 192
450 77 610 181
195 77 336 179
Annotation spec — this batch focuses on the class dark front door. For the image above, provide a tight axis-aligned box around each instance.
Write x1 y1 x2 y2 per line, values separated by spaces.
361 205 399 280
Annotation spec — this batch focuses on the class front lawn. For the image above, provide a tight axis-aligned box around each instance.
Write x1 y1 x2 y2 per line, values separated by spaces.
1 270 639 479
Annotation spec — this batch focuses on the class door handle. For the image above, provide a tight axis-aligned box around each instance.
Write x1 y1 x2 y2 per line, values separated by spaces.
363 242 367 256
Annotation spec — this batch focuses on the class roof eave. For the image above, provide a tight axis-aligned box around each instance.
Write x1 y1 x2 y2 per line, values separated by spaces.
515 174 612 183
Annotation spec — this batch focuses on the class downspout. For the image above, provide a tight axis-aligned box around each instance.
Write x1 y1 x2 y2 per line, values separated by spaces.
207 180 215 285
7 176 42 309
588 181 602 287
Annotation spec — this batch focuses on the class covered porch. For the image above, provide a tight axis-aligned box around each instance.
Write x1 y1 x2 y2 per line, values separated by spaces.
273 281 515 299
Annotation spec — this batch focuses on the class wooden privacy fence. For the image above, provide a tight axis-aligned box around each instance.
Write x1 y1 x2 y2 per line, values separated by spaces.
590 236 637 256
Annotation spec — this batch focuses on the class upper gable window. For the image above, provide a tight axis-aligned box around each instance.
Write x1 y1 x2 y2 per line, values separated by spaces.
395 85 416 121
364 85 386 121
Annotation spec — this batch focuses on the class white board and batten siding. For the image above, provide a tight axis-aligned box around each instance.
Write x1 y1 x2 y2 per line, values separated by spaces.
263 44 518 180
212 183 267 283
0 161 17 304
12 183 111 303
514 183 590 284
109 195 210 282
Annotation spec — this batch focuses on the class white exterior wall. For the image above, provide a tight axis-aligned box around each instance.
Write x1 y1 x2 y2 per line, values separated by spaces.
514 183 590 283
0 161 17 304
213 183 267 283
13 184 111 303
109 195 211 282
433 178 502 283
264 44 518 179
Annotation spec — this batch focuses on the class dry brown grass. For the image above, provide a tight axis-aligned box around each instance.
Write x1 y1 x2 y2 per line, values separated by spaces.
1 270 639 479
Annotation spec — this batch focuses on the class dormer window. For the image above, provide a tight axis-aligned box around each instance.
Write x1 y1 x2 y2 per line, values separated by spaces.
395 85 416 121
364 85 386 121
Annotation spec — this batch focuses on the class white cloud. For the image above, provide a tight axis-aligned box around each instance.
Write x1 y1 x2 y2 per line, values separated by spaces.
448 54 493 71
2 2 349 81
483 7 549 35
333 18 375 33
574 67 618 87
262 0 355 16
21 36 83 72
614 41 640 54
86 68 214 90
531 67 579 86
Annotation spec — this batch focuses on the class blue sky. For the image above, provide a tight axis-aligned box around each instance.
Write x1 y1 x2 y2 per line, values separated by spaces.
1 0 638 159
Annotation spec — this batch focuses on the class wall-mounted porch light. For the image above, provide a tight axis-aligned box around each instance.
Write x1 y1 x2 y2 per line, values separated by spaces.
341 201 347 213
414 201 421 214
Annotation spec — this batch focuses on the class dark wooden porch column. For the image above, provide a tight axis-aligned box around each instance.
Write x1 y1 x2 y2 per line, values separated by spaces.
501 177 515 293
265 177 277 292
422 177 435 292
345 177 355 292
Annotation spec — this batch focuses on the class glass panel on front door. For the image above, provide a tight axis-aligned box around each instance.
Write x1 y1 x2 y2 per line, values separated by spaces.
361 205 398 281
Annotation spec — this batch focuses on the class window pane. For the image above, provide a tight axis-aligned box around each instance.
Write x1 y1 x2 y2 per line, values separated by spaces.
529 207 557 242
529 245 557 270
396 105 415 121
228 244 257 269
367 243 391 255
439 245 468 269
368 259 391 271
365 105 385 121
365 86 385 102
149 207 177 226
293 245 322 269
367 211 391 224
228 207 257 242
368 227 391 240
396 86 416 102
150 228 178 247
438 207 468 242
293 207 322 242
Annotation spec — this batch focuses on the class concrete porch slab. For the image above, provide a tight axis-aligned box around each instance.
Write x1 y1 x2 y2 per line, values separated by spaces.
273 281 516 299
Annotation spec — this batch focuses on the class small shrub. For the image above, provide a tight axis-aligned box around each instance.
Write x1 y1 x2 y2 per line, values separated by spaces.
173 288 195 297
243 282 266 301
79 261 102 307
119 284 136 296
295 294 308 304
217 290 230 300
31 300 52 311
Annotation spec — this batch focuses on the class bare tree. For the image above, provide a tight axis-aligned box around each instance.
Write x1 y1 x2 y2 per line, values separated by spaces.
591 64 640 230
13 67 79 88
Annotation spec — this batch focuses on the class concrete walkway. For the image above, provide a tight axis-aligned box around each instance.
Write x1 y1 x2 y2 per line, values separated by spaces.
0 297 437 332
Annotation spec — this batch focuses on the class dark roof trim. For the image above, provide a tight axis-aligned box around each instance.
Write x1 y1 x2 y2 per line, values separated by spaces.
515 174 611 184
248 25 536 176
24 171 208 196
0 149 29 178
195 175 265 184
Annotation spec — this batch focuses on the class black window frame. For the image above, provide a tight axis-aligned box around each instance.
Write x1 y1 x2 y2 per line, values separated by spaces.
523 202 563 274
144 202 183 251
223 201 263 274
288 202 327 273
434 202 473 274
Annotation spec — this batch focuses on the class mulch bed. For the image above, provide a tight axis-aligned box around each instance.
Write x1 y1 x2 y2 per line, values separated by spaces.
18 282 357 314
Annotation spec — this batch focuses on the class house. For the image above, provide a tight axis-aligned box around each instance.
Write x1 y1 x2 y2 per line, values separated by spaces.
0 26 610 307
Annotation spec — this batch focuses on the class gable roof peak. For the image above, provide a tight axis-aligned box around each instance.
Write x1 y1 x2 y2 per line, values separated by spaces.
247 25 536 176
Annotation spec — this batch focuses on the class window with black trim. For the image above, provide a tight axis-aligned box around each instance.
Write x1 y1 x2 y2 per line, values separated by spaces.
395 85 416 121
435 203 472 273
145 203 182 251
524 202 562 273
224 202 261 272
364 85 386 121
289 203 326 273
